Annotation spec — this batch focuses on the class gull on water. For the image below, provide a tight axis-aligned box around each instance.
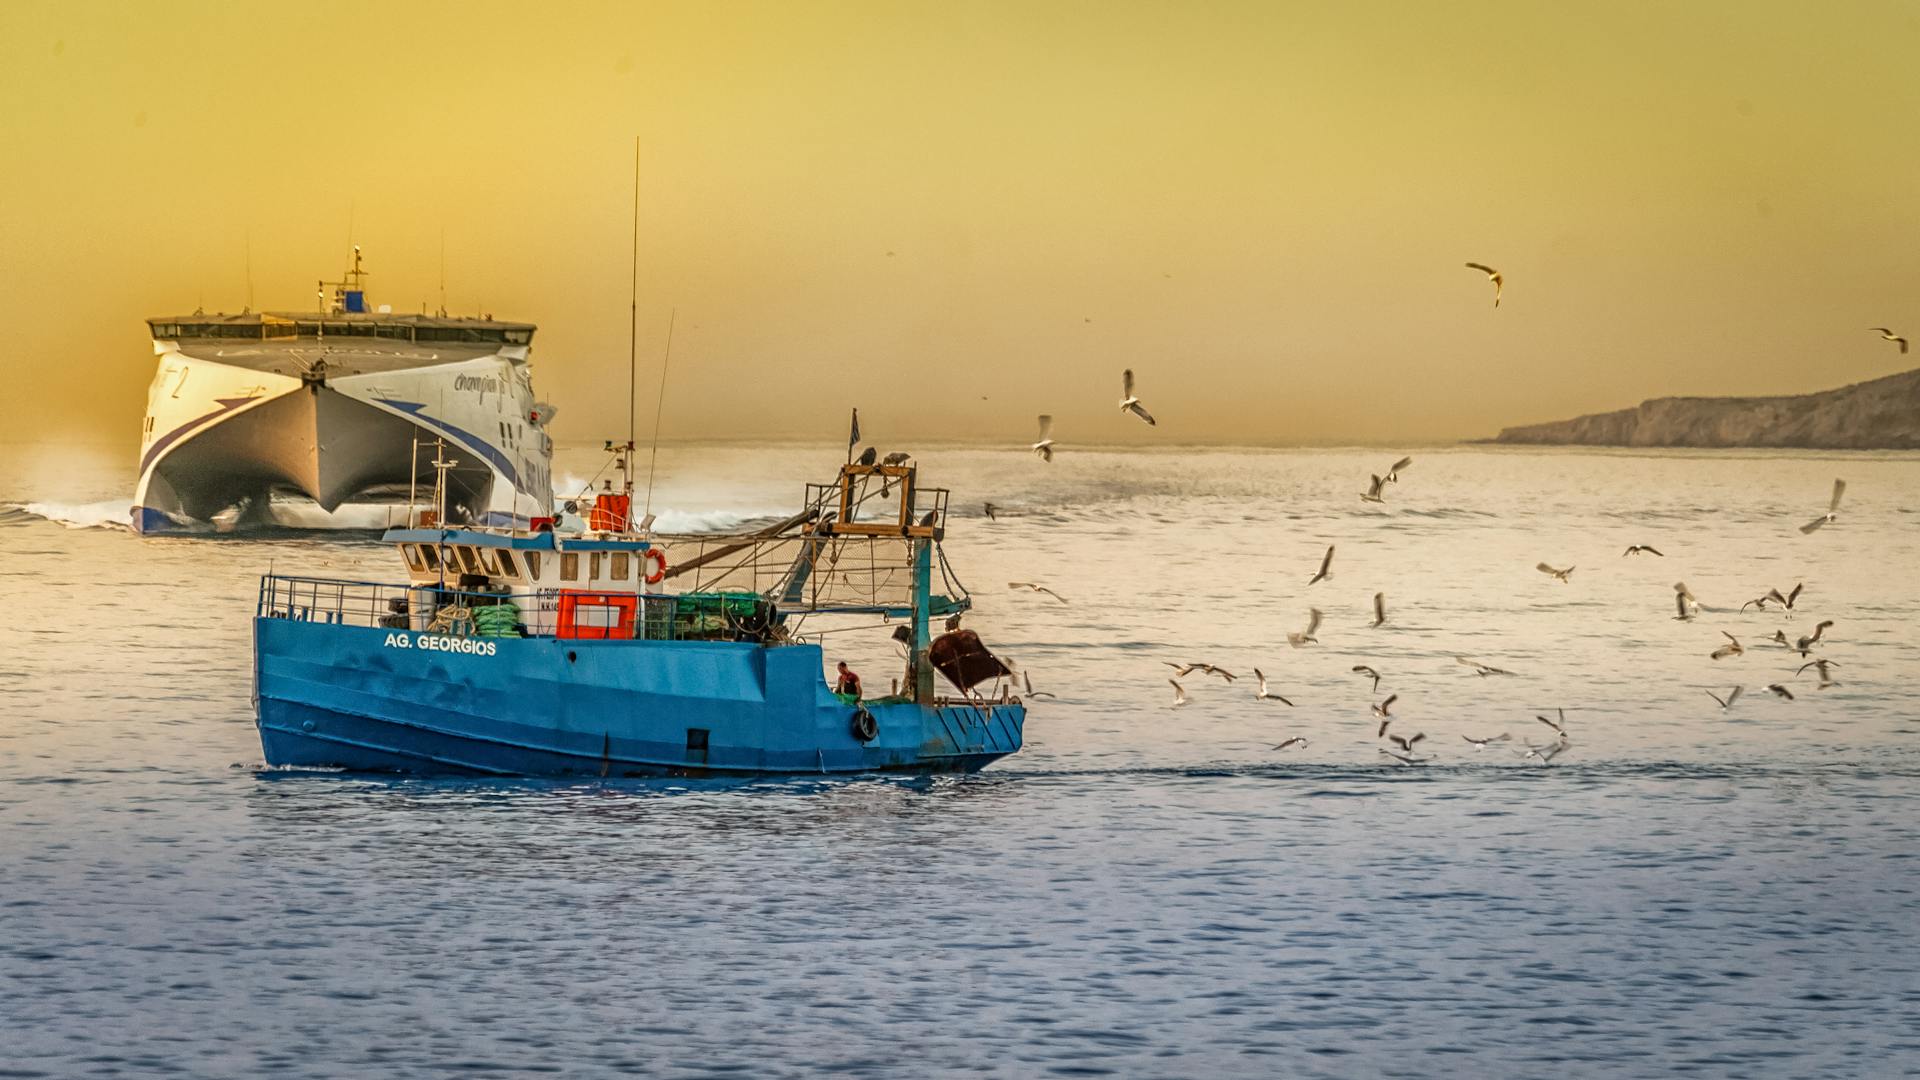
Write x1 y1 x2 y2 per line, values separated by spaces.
1352 665 1382 693
1031 415 1055 462
1462 733 1512 749
1252 669 1294 705
1309 545 1335 585
1623 545 1665 557
1707 686 1743 711
1287 608 1324 648
1710 632 1744 661
1271 737 1308 751
1169 679 1189 708
1371 592 1387 629
1118 369 1157 426
1872 327 1909 354
1008 582 1068 604
1464 262 1504 307
1799 478 1846 534
1536 562 1575 583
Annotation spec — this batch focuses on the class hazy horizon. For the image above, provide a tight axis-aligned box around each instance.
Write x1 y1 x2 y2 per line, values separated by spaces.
4 0 1919 463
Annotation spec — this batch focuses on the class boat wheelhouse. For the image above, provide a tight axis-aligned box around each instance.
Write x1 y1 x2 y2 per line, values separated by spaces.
251 459 1027 776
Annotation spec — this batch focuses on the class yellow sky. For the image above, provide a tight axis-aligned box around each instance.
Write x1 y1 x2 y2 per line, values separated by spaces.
2 0 1918 457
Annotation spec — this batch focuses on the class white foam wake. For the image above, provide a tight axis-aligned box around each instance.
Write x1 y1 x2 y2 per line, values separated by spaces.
5 499 134 531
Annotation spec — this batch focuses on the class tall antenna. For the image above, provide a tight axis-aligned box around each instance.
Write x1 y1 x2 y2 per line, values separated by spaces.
643 307 676 518
627 135 641 469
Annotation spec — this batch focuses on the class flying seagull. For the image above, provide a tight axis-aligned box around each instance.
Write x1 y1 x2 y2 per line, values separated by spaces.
1370 592 1387 629
1361 474 1387 504
1707 686 1743 711
1008 582 1068 604
1309 545 1335 585
1386 456 1412 483
1765 683 1796 701
1271 737 1308 751
1388 732 1427 754
1464 262 1504 307
1674 582 1701 620
1710 632 1745 661
1536 562 1575 583
1169 679 1189 708
1031 415 1055 462
1379 748 1426 766
1118 369 1156 426
983 502 998 521
1623 545 1665 557
1371 694 1398 722
1793 620 1834 656
1287 608 1324 648
1872 327 1909 354
1352 665 1382 694
1522 740 1569 764
1796 659 1840 688
1462 733 1512 749
1020 670 1056 700
1253 669 1294 705
1799 478 1846 534
1456 656 1517 677
1536 709 1568 737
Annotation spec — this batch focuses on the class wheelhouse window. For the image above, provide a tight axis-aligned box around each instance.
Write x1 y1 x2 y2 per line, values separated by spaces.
610 552 630 580
457 547 483 575
590 553 604 581
524 551 541 579
496 551 519 578
561 553 579 581
401 544 424 572
421 545 441 571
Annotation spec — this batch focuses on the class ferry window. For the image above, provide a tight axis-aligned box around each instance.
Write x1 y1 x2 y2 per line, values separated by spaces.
496 551 519 578
524 551 541 578
504 329 532 345
458 547 483 575
401 544 423 572
561 553 579 581
421 545 440 571
477 549 502 576
610 552 630 580
590 553 604 581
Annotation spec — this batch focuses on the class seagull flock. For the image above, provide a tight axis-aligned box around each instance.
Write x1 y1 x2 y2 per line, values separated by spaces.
991 403 1858 764
965 264 1884 765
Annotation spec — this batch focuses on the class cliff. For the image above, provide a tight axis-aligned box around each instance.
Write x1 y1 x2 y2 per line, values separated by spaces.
1490 368 1920 449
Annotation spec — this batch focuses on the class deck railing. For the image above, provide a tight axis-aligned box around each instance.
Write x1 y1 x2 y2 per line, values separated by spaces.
256 574 675 639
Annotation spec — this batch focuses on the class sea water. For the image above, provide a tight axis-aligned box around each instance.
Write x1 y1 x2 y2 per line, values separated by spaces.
2 443 1917 1078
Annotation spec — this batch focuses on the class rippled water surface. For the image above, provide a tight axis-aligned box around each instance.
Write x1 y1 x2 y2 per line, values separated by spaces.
4 444 1919 1077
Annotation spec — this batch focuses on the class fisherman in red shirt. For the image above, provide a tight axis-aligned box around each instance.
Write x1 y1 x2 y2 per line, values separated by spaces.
834 661 862 699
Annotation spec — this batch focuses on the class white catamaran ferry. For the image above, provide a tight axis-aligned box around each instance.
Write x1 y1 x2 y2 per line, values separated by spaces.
132 248 555 534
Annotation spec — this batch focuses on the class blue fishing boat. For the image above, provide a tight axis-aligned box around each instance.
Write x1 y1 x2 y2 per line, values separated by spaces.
252 454 1027 776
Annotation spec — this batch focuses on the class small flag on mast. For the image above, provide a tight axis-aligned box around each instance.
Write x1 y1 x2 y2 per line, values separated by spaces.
848 407 861 451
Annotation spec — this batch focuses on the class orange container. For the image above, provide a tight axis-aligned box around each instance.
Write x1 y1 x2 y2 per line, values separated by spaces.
556 591 637 639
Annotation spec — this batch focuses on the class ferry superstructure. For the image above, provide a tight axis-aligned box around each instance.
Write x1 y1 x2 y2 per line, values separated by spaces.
133 250 554 533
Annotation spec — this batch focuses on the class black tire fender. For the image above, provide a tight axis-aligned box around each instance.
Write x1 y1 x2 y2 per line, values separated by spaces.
850 707 878 743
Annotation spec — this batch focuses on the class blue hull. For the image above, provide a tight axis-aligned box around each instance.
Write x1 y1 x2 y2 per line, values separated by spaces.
253 619 1024 776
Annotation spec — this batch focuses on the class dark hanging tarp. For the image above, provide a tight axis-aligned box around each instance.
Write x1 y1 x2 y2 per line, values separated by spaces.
928 629 1012 692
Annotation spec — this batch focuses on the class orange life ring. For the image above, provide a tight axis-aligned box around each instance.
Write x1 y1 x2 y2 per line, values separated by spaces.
643 547 668 585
